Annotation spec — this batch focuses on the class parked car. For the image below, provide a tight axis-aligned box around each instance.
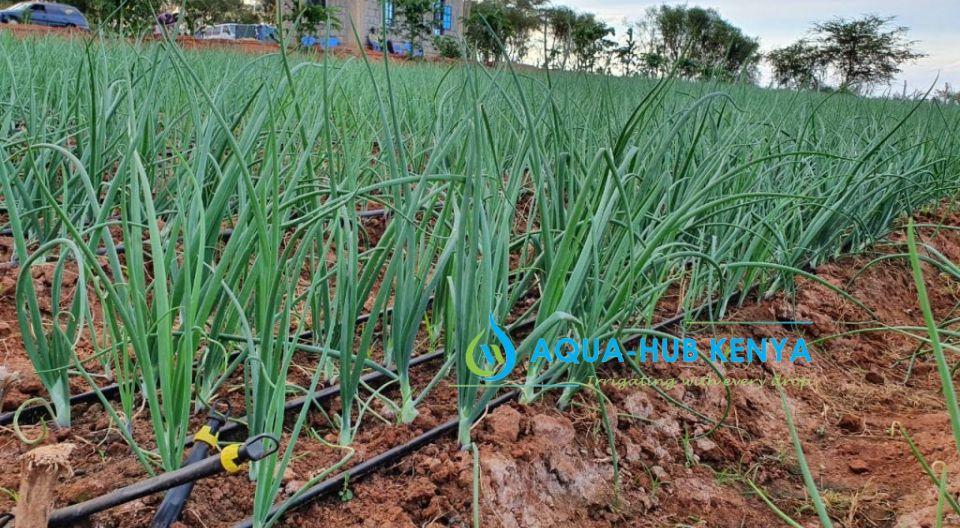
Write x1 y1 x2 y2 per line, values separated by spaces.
0 2 90 29
195 23 275 42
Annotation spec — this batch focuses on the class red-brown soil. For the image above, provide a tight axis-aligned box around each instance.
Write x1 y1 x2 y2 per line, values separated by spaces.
0 23 455 65
2 209 960 528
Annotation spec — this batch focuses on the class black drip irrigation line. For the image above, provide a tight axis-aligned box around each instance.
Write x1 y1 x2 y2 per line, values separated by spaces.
0 339 442 431
0 206 400 267
0 296 437 428
0 383 118 426
149 406 230 528
0 433 279 528
229 291 752 528
47 434 279 528
196 349 447 446
0 202 435 238
0 212 866 526
0 346 448 527
0 209 433 428
233 391 521 528
0 303 383 428
0 287 778 527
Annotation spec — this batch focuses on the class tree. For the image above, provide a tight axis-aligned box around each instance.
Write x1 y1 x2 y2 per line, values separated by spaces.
767 39 827 90
935 84 960 105
501 0 542 62
462 0 542 64
615 26 639 76
541 5 576 69
394 0 434 57
644 5 759 81
285 1 342 42
570 13 614 73
463 1 510 63
61 0 155 34
814 15 924 92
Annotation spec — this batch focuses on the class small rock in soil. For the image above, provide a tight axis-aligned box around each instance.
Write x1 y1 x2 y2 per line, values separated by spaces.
651 465 668 481
530 413 575 444
694 438 722 462
865 371 885 384
93 415 110 431
379 401 396 421
485 405 521 443
18 377 42 395
605 403 618 430
53 427 71 441
622 392 654 420
624 440 643 463
848 459 870 474
285 480 305 495
654 417 682 439
838 413 864 433
402 477 436 503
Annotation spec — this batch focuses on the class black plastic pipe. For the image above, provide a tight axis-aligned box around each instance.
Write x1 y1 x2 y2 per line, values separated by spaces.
0 291 745 528
0 206 401 238
193 349 446 445
0 205 400 268
149 407 229 528
0 383 120 426
232 391 519 528
229 291 757 528
46 434 278 527
0 205 421 427
0 291 438 428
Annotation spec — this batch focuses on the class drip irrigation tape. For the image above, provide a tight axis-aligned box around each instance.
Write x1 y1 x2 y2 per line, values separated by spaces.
228 292 750 527
232 391 520 528
0 205 399 265
200 349 446 445
43 434 279 527
0 383 120 426
149 406 230 528
0 254 440 428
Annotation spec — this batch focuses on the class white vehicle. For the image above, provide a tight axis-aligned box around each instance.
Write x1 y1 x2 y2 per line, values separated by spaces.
195 23 270 41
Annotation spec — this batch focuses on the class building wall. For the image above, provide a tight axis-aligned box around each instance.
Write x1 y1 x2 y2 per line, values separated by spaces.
283 0 466 54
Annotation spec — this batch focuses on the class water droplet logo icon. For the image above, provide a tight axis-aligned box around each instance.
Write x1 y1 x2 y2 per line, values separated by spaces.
465 314 517 382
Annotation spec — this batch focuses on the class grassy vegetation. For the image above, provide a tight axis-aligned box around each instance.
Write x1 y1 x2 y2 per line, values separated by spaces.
1 29 959 523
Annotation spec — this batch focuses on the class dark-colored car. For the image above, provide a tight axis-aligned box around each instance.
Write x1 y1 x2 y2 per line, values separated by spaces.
0 2 90 29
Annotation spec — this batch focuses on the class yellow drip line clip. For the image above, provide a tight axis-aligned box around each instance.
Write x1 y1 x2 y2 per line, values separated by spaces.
220 444 243 473
194 425 220 451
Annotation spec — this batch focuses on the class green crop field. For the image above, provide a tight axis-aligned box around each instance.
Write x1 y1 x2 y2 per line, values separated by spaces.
2 30 960 527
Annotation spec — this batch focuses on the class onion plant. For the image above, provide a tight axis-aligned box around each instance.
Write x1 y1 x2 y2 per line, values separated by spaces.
2 20 960 520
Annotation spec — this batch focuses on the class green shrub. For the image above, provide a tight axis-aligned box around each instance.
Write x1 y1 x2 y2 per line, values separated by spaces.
432 35 461 59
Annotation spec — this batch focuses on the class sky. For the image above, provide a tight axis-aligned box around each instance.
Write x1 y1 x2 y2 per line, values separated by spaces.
562 0 960 94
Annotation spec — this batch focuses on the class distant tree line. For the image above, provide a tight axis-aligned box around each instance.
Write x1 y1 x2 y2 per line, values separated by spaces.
48 1 931 97
461 3 927 95
767 15 924 94
461 2 760 81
